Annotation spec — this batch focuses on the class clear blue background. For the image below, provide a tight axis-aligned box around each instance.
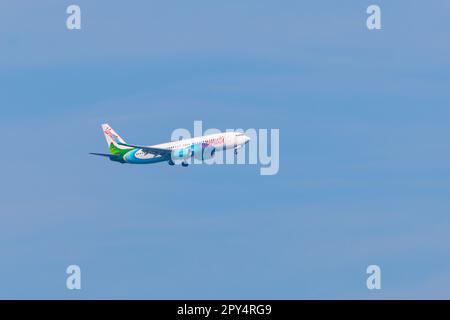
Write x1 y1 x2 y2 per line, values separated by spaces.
1 0 450 299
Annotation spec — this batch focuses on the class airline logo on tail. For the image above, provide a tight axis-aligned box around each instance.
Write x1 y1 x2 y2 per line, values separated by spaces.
103 126 121 144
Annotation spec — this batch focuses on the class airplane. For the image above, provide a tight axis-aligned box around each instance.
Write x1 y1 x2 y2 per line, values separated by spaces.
90 123 251 167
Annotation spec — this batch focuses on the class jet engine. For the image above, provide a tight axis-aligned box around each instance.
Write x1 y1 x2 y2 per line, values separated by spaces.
192 143 216 160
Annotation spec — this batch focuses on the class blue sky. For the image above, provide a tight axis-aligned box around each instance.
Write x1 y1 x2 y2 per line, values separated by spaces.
1 0 450 299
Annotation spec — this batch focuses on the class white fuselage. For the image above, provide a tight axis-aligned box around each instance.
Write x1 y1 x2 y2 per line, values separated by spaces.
131 131 250 162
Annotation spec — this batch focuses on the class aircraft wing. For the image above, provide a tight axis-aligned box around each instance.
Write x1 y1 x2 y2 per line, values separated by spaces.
117 142 171 156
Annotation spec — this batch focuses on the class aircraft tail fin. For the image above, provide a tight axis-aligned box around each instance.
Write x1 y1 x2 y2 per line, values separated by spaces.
101 123 132 155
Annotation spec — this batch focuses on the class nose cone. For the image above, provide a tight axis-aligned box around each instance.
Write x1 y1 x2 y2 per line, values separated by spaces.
244 135 251 144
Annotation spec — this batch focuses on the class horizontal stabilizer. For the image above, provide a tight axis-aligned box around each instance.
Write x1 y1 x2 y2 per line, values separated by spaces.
90 152 125 163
